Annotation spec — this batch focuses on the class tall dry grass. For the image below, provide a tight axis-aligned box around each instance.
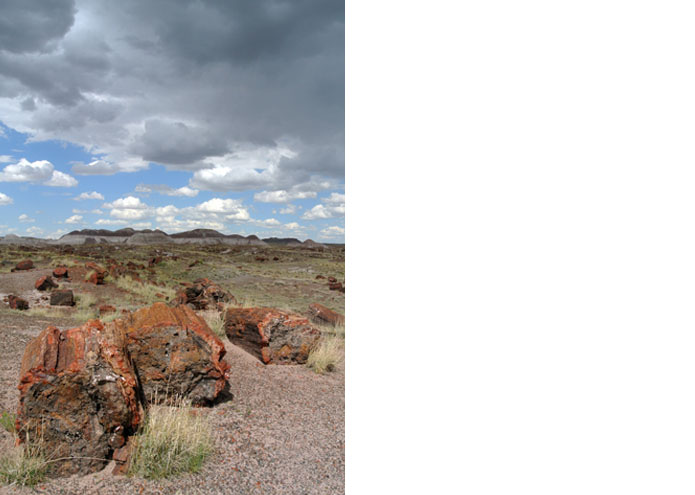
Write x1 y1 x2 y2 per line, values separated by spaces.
128 398 213 479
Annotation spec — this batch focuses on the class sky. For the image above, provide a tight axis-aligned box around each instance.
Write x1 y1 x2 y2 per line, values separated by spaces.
0 0 344 242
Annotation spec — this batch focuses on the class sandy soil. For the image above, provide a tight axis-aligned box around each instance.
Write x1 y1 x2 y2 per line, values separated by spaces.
0 268 345 495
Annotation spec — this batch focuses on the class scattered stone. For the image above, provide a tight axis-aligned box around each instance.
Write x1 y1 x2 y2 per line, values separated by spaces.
11 259 33 272
53 266 69 278
172 278 236 310
35 275 58 291
328 281 345 293
116 303 230 405
85 262 107 284
50 289 75 306
273 256 280 261
225 307 321 364
8 295 29 310
99 304 117 315
328 276 337 283
316 275 326 280
148 256 162 267
16 320 143 477
308 303 345 326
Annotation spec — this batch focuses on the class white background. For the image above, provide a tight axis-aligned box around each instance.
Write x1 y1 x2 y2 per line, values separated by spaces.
348 1 695 493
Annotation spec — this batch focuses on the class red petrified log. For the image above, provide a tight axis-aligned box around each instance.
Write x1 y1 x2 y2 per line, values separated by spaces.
224 307 321 365
16 320 143 477
116 302 230 405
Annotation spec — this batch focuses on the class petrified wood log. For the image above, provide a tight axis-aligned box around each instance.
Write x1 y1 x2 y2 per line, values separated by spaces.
224 308 321 365
117 302 230 406
16 320 142 477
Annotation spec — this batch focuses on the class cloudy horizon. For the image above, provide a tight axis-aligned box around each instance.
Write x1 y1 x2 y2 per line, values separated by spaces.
0 0 344 242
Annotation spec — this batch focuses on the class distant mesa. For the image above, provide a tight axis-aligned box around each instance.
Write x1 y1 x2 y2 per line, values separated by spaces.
0 228 328 247
0 227 331 246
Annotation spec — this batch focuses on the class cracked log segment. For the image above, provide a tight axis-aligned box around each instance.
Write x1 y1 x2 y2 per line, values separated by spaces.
224 308 321 365
115 302 230 406
16 320 143 477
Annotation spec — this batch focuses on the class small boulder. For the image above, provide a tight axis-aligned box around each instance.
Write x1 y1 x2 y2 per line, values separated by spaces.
8 295 29 310
35 275 58 291
52 266 68 278
11 260 33 272
172 278 236 310
85 262 107 285
99 304 116 315
308 303 345 326
16 320 143 477
224 307 321 365
50 289 75 306
328 281 345 293
148 256 162 267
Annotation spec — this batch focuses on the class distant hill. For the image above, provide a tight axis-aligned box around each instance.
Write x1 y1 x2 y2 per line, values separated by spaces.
55 228 269 246
0 228 331 246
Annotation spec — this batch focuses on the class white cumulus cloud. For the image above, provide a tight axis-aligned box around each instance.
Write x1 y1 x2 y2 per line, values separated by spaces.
74 191 104 200
65 215 83 224
0 193 12 205
0 158 78 187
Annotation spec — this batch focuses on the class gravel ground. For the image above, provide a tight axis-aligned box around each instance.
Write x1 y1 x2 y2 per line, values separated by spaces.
0 271 345 495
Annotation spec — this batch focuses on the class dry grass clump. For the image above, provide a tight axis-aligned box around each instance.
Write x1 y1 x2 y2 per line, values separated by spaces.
0 432 46 487
128 399 213 479
0 445 46 487
201 310 226 339
100 312 122 323
25 307 54 318
115 276 176 304
0 411 15 434
73 293 98 322
307 334 344 374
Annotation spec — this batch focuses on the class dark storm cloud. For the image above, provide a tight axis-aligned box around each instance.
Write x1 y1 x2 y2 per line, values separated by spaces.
130 119 229 167
0 0 344 193
0 0 76 54
139 0 344 66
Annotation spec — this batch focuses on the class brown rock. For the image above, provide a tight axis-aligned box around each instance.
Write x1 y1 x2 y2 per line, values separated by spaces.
172 278 236 310
99 304 116 315
16 320 143 477
328 282 344 292
224 307 321 365
52 266 68 278
117 303 230 405
11 260 33 272
85 262 107 285
315 275 325 280
327 276 337 283
148 256 162 267
308 303 345 326
35 275 58 291
8 295 29 310
50 289 75 306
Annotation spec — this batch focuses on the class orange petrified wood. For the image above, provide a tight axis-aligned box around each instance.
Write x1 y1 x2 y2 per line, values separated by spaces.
225 307 321 364
16 320 143 477
117 302 230 405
